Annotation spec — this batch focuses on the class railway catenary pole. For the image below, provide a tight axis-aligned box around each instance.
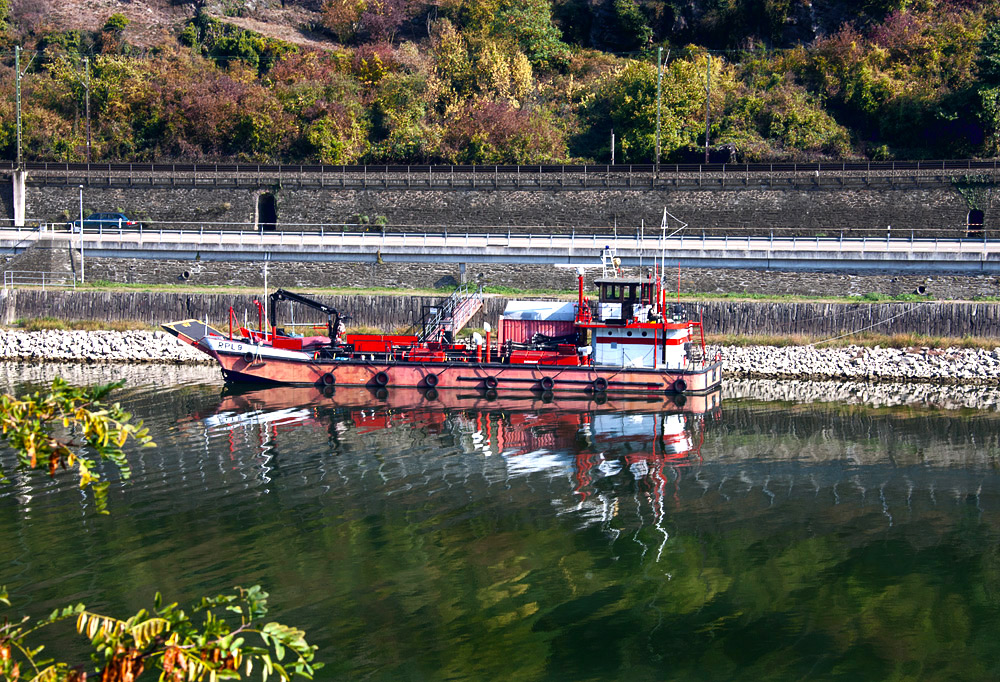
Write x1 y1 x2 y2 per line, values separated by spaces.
15 46 21 171
704 54 711 164
14 46 36 172
655 47 662 171
84 57 91 164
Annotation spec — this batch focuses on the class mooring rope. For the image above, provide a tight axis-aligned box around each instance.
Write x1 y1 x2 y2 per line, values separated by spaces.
807 301 931 347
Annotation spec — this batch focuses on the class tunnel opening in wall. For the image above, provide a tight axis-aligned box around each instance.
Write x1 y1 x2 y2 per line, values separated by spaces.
967 209 985 239
258 193 277 232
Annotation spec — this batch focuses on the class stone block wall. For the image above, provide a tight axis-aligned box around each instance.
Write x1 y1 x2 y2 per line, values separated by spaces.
73 256 1000 300
24 184 259 228
269 185 975 237
15 179 982 238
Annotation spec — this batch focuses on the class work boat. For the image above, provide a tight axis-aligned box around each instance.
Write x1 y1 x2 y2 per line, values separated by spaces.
163 272 723 395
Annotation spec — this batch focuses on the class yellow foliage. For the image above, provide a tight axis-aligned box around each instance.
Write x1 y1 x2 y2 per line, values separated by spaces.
320 0 368 41
510 52 533 104
475 40 511 101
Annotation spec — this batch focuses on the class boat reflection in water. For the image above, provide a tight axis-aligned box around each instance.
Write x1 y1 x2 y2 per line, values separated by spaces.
200 385 722 530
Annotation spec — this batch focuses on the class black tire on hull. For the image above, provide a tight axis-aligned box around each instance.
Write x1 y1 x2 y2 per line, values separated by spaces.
425 373 439 387
539 376 555 391
374 371 389 386
484 376 499 390
321 372 336 387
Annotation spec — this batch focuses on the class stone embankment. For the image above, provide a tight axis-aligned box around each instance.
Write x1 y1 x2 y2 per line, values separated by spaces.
724 378 1000 409
0 330 210 364
722 344 1000 384
1 330 1000 385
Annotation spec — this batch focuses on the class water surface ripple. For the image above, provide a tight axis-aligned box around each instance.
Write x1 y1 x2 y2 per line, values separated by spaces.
2 369 1000 680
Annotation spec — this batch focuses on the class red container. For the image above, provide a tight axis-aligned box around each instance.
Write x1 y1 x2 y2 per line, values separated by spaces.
499 318 576 345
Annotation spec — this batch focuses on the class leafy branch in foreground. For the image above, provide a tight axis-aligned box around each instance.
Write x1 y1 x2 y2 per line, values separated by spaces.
0 378 154 513
0 585 321 682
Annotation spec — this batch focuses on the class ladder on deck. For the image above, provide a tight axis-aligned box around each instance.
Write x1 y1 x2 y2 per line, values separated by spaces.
420 282 485 342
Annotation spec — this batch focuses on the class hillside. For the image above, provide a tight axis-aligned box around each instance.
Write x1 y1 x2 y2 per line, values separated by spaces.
33 0 326 49
2 0 1000 165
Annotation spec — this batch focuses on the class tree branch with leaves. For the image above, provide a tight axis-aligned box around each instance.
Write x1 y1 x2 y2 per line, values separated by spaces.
0 378 321 682
0 378 153 513
0 585 321 682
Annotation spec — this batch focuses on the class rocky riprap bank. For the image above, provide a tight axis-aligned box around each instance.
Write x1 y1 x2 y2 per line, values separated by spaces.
722 345 1000 384
0 330 211 364
1 330 999 385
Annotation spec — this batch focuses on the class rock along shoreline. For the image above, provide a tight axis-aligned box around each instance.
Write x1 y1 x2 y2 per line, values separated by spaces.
1 330 1000 385
722 344 1000 384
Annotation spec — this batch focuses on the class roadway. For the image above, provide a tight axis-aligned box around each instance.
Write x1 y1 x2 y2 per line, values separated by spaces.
3 228 999 273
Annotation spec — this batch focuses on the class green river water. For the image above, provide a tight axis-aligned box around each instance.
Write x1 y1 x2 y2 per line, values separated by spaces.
2 364 1000 681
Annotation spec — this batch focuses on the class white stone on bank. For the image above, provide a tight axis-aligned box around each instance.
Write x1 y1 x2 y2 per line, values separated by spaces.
720 344 1000 383
0 330 212 364
2 331 999 383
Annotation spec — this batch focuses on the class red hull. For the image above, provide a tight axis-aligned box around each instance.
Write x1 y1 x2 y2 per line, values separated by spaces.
211 385 723 416
214 350 722 394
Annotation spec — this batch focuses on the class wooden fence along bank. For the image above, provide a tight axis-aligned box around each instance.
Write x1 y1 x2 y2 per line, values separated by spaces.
2 290 999 341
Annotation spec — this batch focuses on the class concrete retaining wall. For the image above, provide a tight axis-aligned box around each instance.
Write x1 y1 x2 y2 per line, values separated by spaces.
4 290 1000 339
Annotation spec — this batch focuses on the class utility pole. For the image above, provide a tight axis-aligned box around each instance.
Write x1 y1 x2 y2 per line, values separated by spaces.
66 56 92 163
655 47 662 170
611 128 615 165
78 185 85 284
15 46 21 171
15 46 35 171
704 53 711 164
84 57 91 164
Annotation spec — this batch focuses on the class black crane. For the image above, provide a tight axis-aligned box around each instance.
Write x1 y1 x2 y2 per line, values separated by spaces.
268 288 349 344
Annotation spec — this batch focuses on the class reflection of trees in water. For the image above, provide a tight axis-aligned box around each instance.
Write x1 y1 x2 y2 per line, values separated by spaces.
712 398 1000 468
8 375 1000 681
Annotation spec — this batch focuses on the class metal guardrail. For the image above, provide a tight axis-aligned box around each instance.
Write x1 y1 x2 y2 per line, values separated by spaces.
3 270 76 290
0 222 991 245
0 219 988 240
2 159 1000 175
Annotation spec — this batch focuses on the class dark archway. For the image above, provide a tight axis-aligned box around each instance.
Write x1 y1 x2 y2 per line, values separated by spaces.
967 209 985 239
258 193 277 232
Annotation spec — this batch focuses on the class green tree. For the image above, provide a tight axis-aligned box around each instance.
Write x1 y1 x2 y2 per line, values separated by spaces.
103 13 130 34
0 0 10 39
586 55 717 162
492 0 569 70
611 0 652 50
977 23 1000 155
978 22 1000 86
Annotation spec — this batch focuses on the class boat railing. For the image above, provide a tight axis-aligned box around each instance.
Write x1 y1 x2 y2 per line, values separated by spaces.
419 281 486 342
